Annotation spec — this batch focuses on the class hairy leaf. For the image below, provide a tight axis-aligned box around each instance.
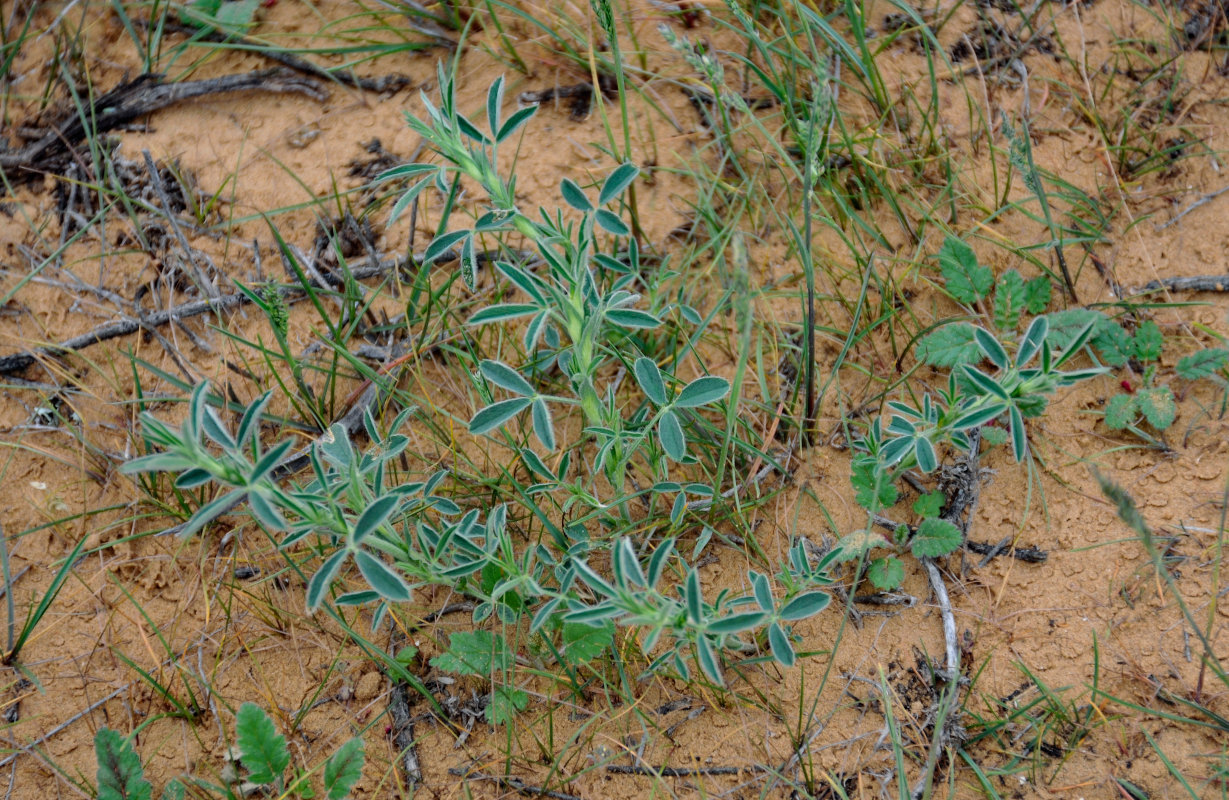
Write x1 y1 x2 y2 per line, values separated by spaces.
833 529 889 563
868 557 905 591
917 323 981 367
910 518 963 558
562 621 614 662
1133 320 1163 362
323 738 365 800
937 236 992 304
1177 347 1229 380
912 491 944 519
237 703 290 785
1091 318 1133 367
850 460 898 512
1136 386 1176 430
485 687 529 725
1104 394 1136 430
993 269 1026 330
430 630 512 675
95 729 152 800
1023 276 1052 314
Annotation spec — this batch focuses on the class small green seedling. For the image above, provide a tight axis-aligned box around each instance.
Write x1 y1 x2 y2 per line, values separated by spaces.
94 707 364 800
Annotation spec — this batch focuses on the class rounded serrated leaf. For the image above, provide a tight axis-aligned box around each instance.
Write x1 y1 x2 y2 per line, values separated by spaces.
910 518 963 558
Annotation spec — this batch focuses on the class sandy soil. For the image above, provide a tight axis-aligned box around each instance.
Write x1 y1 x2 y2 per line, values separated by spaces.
0 0 1227 798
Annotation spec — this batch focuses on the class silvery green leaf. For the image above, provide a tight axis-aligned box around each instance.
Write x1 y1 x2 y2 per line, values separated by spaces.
496 261 547 303
352 495 400 545
120 451 197 474
354 550 412 602
777 591 831 620
469 398 532 435
674 376 730 408
615 538 646 587
531 398 555 450
706 611 768 634
696 636 723 684
634 357 667 405
914 435 938 473
307 549 348 611
486 75 504 136
497 105 537 143
560 178 593 212
248 490 287 530
1009 405 1027 460
173 468 212 489
424 229 470 263
646 539 674 587
961 364 1010 400
387 178 431 226
1017 316 1048 367
605 308 662 329
470 303 540 325
657 409 686 461
594 208 630 236
974 327 1009 370
686 568 703 624
480 360 535 396
767 622 795 667
751 570 773 611
599 163 639 205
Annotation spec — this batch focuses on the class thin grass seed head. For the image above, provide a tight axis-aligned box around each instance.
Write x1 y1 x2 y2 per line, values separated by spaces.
804 70 834 190
1002 117 1041 195
591 0 615 43
260 283 289 340
658 24 748 113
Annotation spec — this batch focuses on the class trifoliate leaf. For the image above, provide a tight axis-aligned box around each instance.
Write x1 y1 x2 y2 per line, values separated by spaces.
430 631 513 676
910 518 963 558
868 557 905 591
1136 386 1176 430
1177 348 1229 380
851 460 898 512
1132 320 1163 362
485 687 529 725
937 236 993 304
1023 276 1052 314
917 323 981 368
833 529 889 563
993 269 1026 331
